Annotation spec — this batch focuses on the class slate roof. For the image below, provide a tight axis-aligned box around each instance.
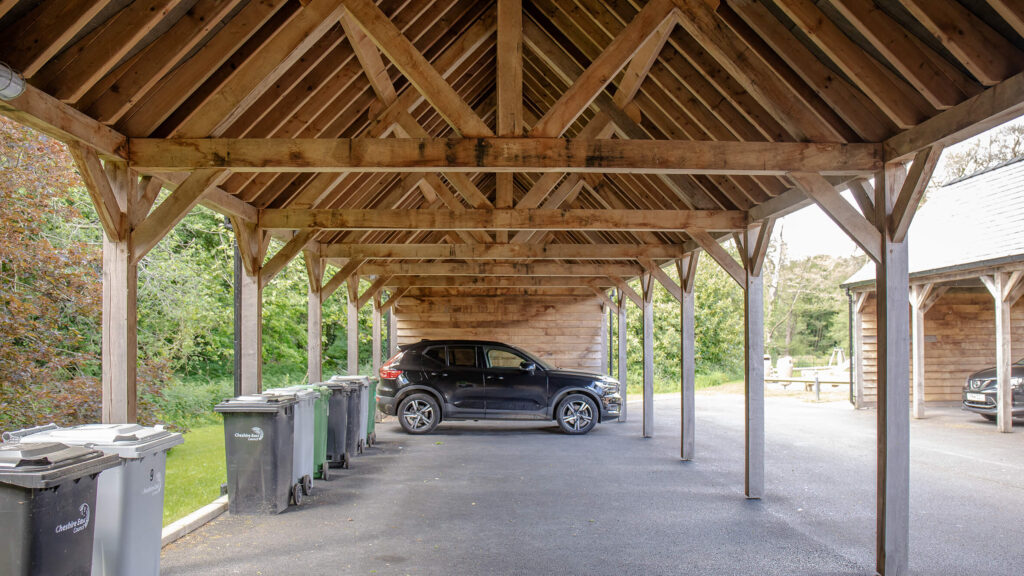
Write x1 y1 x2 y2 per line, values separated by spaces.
844 156 1024 288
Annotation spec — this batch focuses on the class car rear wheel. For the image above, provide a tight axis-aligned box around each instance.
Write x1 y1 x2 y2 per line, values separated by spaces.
556 394 598 434
398 393 441 434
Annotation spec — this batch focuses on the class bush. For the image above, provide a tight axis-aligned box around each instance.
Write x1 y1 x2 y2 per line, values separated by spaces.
155 376 233 431
695 371 733 389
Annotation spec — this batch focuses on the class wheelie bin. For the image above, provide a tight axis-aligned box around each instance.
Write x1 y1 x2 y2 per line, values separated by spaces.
263 387 317 497
3 423 183 576
287 385 331 480
0 441 120 576
321 382 352 469
215 394 297 513
328 376 370 453
367 378 379 447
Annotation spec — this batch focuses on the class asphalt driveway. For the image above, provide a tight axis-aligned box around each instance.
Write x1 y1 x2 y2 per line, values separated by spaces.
160 391 1024 575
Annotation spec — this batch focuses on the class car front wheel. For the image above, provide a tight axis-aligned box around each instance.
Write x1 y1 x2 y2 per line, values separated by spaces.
556 394 598 434
398 393 441 434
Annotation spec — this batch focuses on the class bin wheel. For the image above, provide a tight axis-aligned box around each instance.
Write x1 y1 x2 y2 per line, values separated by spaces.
357 439 364 454
302 475 313 496
370 432 377 446
342 453 350 469
321 465 330 481
292 483 303 506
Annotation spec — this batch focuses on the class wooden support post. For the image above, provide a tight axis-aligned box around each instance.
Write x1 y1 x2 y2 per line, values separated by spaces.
347 275 360 375
641 272 655 438
608 304 615 376
853 291 868 409
875 162 911 576
981 272 1022 433
101 226 137 423
678 254 699 460
372 294 383 378
305 251 325 385
617 289 628 422
388 306 397 356
742 222 771 499
600 303 609 376
909 284 935 419
233 220 266 395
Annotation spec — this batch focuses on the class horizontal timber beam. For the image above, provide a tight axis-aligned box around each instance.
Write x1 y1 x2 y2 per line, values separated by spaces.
321 243 691 260
355 262 641 277
129 138 881 175
384 276 615 288
260 209 746 231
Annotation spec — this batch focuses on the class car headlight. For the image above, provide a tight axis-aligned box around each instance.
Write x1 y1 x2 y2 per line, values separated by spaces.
598 380 620 394
1013 377 1024 390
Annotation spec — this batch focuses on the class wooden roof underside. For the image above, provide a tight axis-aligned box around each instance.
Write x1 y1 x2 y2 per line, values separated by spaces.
2 0 1023 289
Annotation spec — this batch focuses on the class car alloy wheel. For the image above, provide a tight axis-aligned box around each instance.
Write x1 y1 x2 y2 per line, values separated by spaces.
557 394 597 434
398 393 441 434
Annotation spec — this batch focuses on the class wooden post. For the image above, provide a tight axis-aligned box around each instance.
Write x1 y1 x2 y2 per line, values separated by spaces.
305 251 325 385
909 284 935 419
239 266 262 394
853 292 868 409
981 272 1022 433
617 289 628 422
742 223 770 499
101 228 137 423
600 303 609 376
678 254 699 460
641 272 655 438
388 307 397 356
875 162 911 576
347 275 359 375
372 294 383 377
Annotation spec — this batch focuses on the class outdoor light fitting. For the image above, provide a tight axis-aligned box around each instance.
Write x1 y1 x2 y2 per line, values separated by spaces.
0 62 26 101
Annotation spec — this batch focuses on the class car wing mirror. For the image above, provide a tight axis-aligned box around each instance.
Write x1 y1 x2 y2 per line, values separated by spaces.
520 361 537 373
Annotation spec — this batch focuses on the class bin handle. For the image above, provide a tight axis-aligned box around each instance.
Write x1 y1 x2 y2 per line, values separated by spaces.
2 423 60 442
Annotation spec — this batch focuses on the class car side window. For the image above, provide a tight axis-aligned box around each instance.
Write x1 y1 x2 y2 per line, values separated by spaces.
447 346 478 368
487 348 528 369
421 346 446 367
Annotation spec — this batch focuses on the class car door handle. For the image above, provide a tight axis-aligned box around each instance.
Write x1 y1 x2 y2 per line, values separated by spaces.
457 382 473 388
487 375 504 381
430 372 448 377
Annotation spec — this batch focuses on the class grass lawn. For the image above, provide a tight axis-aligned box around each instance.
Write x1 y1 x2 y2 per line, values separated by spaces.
163 422 226 526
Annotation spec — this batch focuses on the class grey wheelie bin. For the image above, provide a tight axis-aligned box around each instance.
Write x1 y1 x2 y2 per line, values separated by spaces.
3 423 183 576
262 387 317 498
328 375 370 453
0 441 120 576
215 394 297 514
322 381 352 469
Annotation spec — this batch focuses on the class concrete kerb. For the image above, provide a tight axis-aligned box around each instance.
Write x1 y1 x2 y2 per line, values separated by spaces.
161 495 229 548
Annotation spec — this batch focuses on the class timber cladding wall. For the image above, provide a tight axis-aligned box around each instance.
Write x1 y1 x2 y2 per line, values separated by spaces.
859 288 1024 404
394 290 604 371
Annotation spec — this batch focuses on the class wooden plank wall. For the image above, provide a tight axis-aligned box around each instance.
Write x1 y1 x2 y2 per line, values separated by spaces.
859 288 1024 404
394 290 604 371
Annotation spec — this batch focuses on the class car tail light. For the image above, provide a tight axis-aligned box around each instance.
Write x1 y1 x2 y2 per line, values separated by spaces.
380 351 404 380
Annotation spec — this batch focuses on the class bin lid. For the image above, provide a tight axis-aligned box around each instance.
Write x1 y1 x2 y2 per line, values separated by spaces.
263 387 318 401
214 394 298 413
0 442 121 489
324 375 369 389
9 424 183 459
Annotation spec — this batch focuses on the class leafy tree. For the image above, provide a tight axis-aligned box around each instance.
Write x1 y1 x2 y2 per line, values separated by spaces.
935 121 1024 184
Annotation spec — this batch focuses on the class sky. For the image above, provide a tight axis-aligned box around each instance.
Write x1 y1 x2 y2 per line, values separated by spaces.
775 117 1024 260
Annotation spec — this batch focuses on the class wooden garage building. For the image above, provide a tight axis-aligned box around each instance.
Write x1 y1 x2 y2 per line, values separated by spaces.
845 157 1024 419
2 1 1024 574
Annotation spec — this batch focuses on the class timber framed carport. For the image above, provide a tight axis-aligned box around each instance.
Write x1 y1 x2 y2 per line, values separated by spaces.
1 1 1023 574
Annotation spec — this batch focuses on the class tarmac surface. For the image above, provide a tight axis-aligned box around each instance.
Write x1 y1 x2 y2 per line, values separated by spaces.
161 389 1024 575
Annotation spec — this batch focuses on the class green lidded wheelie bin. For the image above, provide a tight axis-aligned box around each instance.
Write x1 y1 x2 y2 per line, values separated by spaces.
285 385 331 480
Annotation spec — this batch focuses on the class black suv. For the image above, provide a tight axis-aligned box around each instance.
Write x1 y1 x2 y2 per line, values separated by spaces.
376 340 622 434
962 358 1024 421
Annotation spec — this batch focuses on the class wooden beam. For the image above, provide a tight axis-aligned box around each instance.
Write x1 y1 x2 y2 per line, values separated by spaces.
885 71 1024 161
0 84 127 159
385 276 610 288
788 171 882 263
5 0 112 77
890 146 942 242
261 229 317 289
640 258 682 302
496 0 523 242
358 261 640 277
132 169 227 263
340 12 398 105
530 0 677 136
608 274 643 307
260 208 747 231
128 138 883 175
68 143 125 240
848 179 876 227
677 253 697 460
689 229 744 286
321 258 365 303
357 275 393 309
342 0 492 137
591 287 618 310
379 287 408 312
321 243 691 260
